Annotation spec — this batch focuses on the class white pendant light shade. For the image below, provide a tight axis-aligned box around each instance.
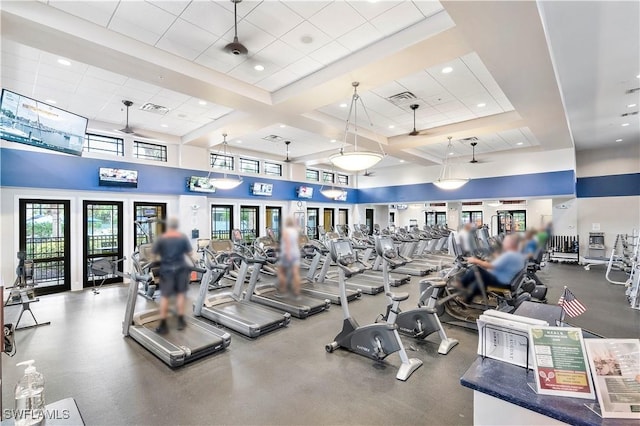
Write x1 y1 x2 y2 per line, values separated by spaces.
433 178 469 190
329 151 383 171
210 177 242 190
320 188 344 199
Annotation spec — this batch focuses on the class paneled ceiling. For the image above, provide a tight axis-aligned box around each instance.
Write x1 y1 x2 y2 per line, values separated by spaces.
1 0 627 172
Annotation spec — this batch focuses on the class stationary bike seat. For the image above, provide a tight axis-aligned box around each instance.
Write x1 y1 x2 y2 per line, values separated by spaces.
420 278 447 288
386 291 409 302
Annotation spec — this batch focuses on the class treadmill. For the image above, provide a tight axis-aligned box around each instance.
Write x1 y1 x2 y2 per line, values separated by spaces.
194 254 291 338
300 247 362 304
123 269 231 368
315 250 384 295
355 247 411 287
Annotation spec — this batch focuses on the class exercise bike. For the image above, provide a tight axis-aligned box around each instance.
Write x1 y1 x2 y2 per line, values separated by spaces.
374 236 458 355
325 239 422 381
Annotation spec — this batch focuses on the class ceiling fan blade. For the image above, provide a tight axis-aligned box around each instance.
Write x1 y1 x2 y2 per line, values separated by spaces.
119 126 135 134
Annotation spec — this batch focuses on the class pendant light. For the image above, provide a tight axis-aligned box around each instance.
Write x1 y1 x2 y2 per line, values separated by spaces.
320 168 345 199
209 133 243 190
329 82 384 172
433 137 469 190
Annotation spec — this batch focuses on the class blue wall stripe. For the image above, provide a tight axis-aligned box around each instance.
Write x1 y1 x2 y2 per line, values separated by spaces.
0 148 357 203
358 170 576 204
576 173 640 198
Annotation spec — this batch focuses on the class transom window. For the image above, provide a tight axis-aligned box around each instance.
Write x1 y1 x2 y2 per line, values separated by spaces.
239 158 260 174
210 154 234 170
322 171 334 183
337 174 349 185
264 162 282 176
133 141 167 162
306 169 319 181
84 133 124 156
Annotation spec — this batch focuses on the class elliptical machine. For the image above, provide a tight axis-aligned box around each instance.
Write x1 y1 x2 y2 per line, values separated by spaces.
325 239 422 381
375 236 458 355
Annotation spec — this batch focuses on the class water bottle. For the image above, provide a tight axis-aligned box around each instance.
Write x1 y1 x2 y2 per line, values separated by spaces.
14 360 45 426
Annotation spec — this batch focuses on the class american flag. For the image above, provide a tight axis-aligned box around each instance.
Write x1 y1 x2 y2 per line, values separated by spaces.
558 287 587 318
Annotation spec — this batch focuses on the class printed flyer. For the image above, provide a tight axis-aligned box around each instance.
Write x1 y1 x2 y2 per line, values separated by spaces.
585 339 640 419
529 326 595 399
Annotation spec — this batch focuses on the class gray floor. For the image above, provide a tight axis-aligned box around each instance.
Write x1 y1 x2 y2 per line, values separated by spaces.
2 263 638 425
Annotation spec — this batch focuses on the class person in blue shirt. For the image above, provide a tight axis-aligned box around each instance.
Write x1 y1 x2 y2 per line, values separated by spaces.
457 234 526 302
522 229 539 259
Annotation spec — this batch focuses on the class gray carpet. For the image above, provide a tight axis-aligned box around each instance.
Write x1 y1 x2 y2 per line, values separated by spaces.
1 263 637 425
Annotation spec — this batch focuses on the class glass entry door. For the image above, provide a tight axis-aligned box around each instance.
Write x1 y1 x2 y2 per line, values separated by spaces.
19 199 71 295
365 209 374 235
240 205 259 242
307 208 319 239
211 205 233 240
323 209 334 232
265 206 281 237
133 202 166 247
83 201 124 288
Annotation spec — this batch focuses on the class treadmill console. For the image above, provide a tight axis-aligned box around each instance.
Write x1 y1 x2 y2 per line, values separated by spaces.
375 236 404 267
330 240 360 276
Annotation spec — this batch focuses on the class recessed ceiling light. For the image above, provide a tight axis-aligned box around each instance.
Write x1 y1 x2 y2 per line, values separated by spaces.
198 100 207 106
45 99 56 104
399 159 405 163
516 142 523 145
339 103 348 108
637 74 640 79
388 125 395 129
330 139 337 143
448 152 454 155
477 103 486 108
236 140 242 143
627 103 637 108
279 124 286 128
616 139 623 142
300 35 313 44
254 64 265 71
622 123 630 127
441 66 453 74
160 124 168 128
57 58 71 66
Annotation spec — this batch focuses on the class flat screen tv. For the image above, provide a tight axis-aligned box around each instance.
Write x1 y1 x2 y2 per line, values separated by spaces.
251 182 273 197
187 176 216 193
0 89 88 156
297 186 313 199
99 168 138 188
334 191 347 201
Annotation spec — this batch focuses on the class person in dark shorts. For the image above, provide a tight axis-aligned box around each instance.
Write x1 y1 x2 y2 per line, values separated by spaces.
152 217 194 334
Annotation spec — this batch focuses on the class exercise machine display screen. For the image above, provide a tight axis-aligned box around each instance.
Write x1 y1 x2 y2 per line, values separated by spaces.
333 241 353 258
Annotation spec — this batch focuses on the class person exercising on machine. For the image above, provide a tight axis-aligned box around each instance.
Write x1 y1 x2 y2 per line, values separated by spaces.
456 234 525 302
276 216 301 297
152 217 194 334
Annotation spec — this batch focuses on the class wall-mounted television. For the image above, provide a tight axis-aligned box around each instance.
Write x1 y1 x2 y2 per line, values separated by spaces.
334 191 347 201
187 176 216 193
99 167 138 188
297 186 313 199
251 182 273 197
0 89 88 156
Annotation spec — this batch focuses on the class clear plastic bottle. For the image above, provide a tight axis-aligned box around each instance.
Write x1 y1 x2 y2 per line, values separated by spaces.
14 360 45 426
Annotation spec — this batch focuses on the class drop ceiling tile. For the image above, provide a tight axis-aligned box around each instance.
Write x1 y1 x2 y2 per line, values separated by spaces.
1 54 39 75
308 41 351 65
370 1 424 36
76 75 121 94
308 2 366 39
282 1 331 19
396 70 443 98
279 21 331 54
108 1 177 45
113 87 156 105
156 18 219 60
219 21 277 55
255 68 299 91
256 40 305 69
412 0 444 18
1 67 37 85
0 40 41 61
230 59 281 85
146 0 191 16
434 100 465 113
195 42 247 74
244 1 305 38
48 0 119 26
424 93 456 106
123 78 163 96
180 1 234 37
371 81 412 98
216 0 263 18
285 56 324 77
39 51 89 74
348 1 403 20
337 22 383 52
84 66 129 85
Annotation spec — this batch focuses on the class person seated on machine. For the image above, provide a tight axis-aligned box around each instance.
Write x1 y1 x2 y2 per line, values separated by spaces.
456 234 525 302
152 217 196 334
522 229 539 260
276 216 301 298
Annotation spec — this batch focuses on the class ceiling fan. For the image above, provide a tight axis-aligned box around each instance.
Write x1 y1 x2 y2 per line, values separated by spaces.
224 0 248 56
469 141 481 163
284 140 291 162
362 169 375 177
118 100 150 138
407 104 429 136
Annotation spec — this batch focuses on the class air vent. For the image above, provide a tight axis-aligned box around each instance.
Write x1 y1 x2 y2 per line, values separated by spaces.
460 137 479 142
261 134 284 142
430 202 446 207
462 201 483 206
625 87 639 94
621 111 638 117
139 103 170 115
499 200 527 205
387 91 418 107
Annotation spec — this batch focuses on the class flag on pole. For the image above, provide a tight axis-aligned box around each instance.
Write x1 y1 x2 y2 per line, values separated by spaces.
558 287 587 318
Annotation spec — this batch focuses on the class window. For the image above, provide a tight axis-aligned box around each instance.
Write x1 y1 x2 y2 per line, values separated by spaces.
211 205 233 240
133 141 167 162
306 169 319 181
239 158 259 174
337 174 349 185
240 206 259 241
84 133 124 156
322 171 334 183
462 211 483 226
210 154 234 171
426 212 447 227
264 162 282 176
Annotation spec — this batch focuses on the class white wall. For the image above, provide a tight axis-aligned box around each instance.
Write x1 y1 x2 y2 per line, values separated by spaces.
576 143 640 177
551 197 578 236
